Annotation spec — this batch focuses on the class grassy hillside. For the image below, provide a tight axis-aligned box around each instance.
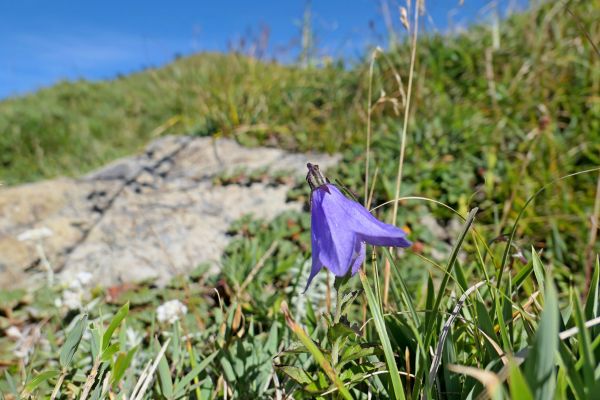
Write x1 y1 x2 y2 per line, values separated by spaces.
1 1 600 399
0 54 361 183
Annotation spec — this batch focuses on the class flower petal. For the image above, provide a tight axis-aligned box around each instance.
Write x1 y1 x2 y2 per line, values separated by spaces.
323 185 411 248
311 185 358 276
304 258 322 292
305 228 324 292
350 241 366 276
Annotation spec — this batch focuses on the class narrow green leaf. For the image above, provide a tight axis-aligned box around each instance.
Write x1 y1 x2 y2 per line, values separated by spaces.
584 257 599 321
475 300 500 362
454 260 468 292
90 324 101 361
100 343 120 362
155 337 174 398
23 370 60 394
264 322 279 354
557 341 586 400
524 273 558 400
340 343 381 365
111 346 138 387
277 365 313 385
306 298 317 331
424 274 435 332
281 302 352 400
572 290 596 392
494 293 511 351
3 371 18 397
327 322 356 343
514 259 534 289
173 350 219 395
531 249 545 295
102 302 129 350
60 314 88 369
508 360 534 400
360 270 406 400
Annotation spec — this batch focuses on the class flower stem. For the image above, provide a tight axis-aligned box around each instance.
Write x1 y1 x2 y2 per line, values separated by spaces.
331 279 345 368
386 0 420 309
50 370 66 400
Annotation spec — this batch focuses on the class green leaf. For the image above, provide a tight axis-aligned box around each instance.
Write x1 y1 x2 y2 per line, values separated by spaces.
514 259 534 289
3 371 18 397
584 257 599 321
60 314 88 369
111 346 138 387
572 289 596 393
277 365 313 385
173 350 219 396
557 341 586 400
359 270 406 400
306 299 317 331
475 300 500 362
100 343 120 362
524 273 558 400
340 343 382 365
281 302 352 400
494 287 511 351
508 360 534 400
90 324 102 361
155 337 173 399
454 260 469 292
340 290 361 315
327 322 356 343
102 302 129 351
424 274 435 332
23 370 60 394
531 248 545 296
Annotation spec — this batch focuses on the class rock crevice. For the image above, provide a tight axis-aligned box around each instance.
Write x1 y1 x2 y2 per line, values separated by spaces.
0 136 338 288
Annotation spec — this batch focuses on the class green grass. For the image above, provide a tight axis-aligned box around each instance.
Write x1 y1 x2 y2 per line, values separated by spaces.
1 0 600 399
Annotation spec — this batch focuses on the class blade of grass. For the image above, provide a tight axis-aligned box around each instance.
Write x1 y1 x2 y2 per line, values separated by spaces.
102 302 129 351
524 272 559 400
387 0 421 308
131 338 171 400
571 289 596 393
359 268 406 400
584 257 599 320
507 359 534 400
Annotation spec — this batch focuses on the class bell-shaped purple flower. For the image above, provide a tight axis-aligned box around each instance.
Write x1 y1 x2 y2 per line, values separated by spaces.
305 164 411 290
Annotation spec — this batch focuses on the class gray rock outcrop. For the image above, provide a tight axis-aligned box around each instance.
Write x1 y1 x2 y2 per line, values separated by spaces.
0 136 338 288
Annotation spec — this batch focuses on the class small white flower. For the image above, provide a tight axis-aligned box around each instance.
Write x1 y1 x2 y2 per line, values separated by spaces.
76 271 93 287
17 227 53 242
69 271 94 290
5 326 22 340
62 290 83 310
156 299 188 324
126 327 142 348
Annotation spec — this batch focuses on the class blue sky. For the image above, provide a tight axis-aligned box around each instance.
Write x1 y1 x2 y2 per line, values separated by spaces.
0 1 526 99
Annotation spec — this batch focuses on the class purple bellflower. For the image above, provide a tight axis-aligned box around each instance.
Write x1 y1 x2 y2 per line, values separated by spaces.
305 163 411 290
